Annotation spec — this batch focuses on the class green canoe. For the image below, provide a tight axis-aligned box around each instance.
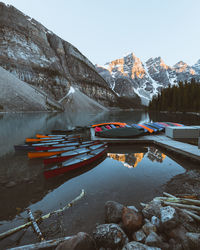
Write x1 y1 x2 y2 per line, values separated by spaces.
95 127 144 138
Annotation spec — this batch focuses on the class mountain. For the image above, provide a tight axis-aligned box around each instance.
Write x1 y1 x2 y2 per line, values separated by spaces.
0 66 63 111
96 53 200 105
0 2 119 111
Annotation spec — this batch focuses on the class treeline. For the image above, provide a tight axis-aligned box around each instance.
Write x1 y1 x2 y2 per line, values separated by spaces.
148 79 200 112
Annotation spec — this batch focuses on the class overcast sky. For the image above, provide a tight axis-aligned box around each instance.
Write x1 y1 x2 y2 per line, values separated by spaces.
2 0 200 66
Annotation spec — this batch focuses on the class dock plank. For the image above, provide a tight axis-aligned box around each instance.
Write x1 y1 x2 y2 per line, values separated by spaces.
91 128 200 162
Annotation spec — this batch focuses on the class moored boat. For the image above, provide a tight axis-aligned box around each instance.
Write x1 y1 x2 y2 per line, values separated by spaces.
28 141 100 159
95 127 144 138
44 146 107 178
43 143 106 165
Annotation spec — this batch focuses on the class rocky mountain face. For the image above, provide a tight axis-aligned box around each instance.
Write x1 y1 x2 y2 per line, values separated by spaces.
96 53 200 105
0 3 118 109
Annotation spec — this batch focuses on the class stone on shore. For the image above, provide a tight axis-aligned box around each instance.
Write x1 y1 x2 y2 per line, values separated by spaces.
122 241 161 250
160 206 179 230
145 231 163 248
56 232 96 250
142 220 157 236
105 201 124 223
93 223 128 249
142 200 162 219
186 232 200 249
122 207 143 233
132 229 146 243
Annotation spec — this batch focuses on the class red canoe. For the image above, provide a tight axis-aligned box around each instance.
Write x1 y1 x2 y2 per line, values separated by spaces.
44 146 107 178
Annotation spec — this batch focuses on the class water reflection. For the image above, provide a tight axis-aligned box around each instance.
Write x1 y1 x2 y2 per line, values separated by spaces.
108 147 166 168
0 153 107 221
0 110 199 248
0 111 149 157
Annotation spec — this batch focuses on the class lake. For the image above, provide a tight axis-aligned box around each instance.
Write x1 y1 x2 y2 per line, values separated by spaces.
0 110 200 248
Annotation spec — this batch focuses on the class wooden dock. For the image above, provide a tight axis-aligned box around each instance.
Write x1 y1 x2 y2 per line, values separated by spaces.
90 128 200 163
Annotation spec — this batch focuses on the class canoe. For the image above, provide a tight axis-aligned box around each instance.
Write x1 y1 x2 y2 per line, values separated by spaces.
44 146 107 179
145 123 164 132
28 142 100 159
95 127 144 138
26 134 81 143
14 137 81 151
143 123 158 132
137 124 154 133
43 143 106 165
92 122 127 127
131 124 148 133
34 140 99 151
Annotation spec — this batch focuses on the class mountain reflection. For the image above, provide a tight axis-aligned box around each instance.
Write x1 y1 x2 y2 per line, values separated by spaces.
108 147 166 168
147 147 166 163
108 153 144 168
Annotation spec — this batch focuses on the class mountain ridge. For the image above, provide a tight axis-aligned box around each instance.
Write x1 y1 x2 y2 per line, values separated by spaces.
0 2 120 111
96 53 200 105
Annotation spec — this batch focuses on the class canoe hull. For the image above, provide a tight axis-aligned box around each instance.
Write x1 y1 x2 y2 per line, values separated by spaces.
44 147 107 178
95 127 144 138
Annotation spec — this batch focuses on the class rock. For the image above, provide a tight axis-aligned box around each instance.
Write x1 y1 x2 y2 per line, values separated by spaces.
145 232 163 248
186 232 200 249
142 200 162 219
127 206 139 213
166 225 187 241
160 206 179 230
175 208 197 232
105 201 124 223
5 181 16 188
151 216 161 229
168 239 182 250
56 232 96 250
132 229 146 243
122 241 161 250
93 223 128 249
142 221 157 236
122 207 143 233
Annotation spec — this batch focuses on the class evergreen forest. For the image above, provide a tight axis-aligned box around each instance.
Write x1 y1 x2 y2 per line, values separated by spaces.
148 79 200 112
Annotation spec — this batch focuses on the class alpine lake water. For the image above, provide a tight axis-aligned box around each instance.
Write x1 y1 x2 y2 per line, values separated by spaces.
0 110 200 248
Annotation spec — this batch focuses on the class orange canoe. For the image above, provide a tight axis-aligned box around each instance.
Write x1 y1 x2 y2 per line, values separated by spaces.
137 124 154 133
28 149 69 159
92 122 127 127
26 138 66 143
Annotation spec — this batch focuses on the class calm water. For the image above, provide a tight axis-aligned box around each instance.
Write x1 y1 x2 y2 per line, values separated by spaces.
0 111 200 248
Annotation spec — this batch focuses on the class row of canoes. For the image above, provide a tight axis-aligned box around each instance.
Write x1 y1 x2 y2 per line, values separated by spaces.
14 134 107 179
93 122 184 138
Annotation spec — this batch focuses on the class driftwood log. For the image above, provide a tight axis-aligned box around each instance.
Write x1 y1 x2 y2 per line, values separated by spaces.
7 235 73 250
0 189 85 240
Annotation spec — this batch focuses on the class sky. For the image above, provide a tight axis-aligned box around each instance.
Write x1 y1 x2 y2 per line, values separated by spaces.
2 0 200 66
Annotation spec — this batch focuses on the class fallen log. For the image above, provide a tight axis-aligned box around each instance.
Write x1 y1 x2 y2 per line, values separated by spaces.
155 197 200 206
163 192 176 198
163 201 200 212
7 235 72 250
0 189 85 240
183 209 200 222
27 209 44 241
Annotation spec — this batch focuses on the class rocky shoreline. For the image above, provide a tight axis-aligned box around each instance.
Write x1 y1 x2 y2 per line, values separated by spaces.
54 194 200 250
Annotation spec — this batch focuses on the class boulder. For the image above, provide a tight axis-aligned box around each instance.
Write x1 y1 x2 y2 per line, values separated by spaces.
56 232 96 250
127 206 139 213
142 221 157 236
145 231 163 248
160 206 179 230
122 241 161 250
186 232 200 250
105 201 124 223
168 238 183 250
93 223 128 249
142 200 162 219
132 229 146 243
122 207 143 233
